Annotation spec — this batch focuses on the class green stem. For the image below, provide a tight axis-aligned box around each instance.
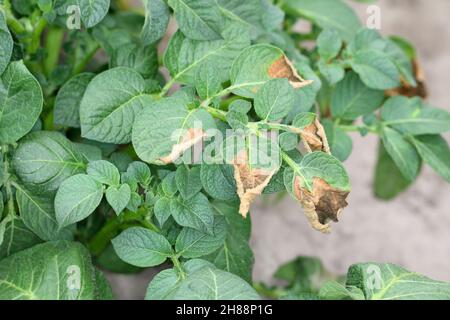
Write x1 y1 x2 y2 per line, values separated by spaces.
171 255 186 279
27 18 47 55
159 78 177 97
73 43 100 75
43 27 65 76
1 145 16 218
3 0 26 34
253 282 287 299
202 105 227 121
338 124 378 134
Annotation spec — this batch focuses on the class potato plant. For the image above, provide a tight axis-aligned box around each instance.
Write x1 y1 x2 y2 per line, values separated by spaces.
0 0 449 300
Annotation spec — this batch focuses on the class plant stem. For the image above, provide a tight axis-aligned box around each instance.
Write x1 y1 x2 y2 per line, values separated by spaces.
338 124 378 134
1 145 16 218
73 43 100 75
171 255 186 279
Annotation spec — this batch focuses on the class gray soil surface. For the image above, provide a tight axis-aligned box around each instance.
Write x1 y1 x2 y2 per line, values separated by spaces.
106 0 450 299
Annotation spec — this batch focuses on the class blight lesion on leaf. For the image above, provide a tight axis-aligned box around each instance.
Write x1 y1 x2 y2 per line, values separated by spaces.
386 59 428 99
268 56 313 89
233 151 277 217
299 118 331 154
293 176 349 233
160 128 207 164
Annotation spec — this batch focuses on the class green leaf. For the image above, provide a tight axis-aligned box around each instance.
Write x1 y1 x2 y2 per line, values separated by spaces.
384 39 416 87
317 29 342 61
169 192 215 234
15 184 73 241
126 192 142 213
145 259 213 299
110 44 158 79
80 67 154 144
54 73 94 128
331 71 384 120
168 0 223 41
373 141 412 200
410 135 450 183
283 0 361 42
350 50 401 90
319 281 364 300
132 97 216 164
205 201 253 282
13 131 86 192
346 263 450 300
162 171 178 196
381 127 420 182
106 184 131 215
55 174 104 229
173 264 260 299
200 164 238 201
164 27 250 85
0 10 13 75
154 197 172 227
194 62 222 100
126 161 152 186
0 217 42 260
87 160 120 186
141 0 170 45
175 166 202 200
226 110 248 131
77 0 110 28
254 78 295 121
217 0 265 36
230 44 310 98
175 215 227 258
112 227 173 267
322 120 353 162
317 61 345 85
381 96 450 135
0 61 43 143
0 241 109 299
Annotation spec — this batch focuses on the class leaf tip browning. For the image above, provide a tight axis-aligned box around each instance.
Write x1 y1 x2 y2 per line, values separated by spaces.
159 128 206 164
294 176 349 233
268 55 314 89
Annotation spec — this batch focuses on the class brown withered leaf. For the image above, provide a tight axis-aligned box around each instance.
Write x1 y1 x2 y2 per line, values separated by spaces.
268 55 313 89
294 176 349 233
300 119 330 154
233 151 276 217
386 59 427 98
159 128 206 164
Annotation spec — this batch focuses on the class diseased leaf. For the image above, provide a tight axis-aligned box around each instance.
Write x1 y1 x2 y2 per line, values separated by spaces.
141 0 170 45
80 67 154 144
112 227 173 267
132 97 216 164
55 174 104 229
284 152 350 233
230 44 313 98
293 113 330 153
0 61 43 143
13 131 86 193
410 135 450 183
54 73 94 128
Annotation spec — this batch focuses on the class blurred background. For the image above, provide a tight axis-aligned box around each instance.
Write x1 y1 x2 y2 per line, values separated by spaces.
106 0 450 299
